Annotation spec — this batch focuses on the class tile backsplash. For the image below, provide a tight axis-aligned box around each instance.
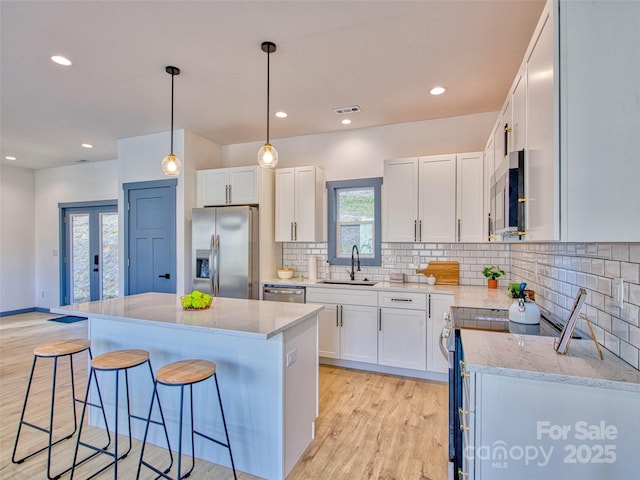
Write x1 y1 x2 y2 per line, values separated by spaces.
282 241 640 370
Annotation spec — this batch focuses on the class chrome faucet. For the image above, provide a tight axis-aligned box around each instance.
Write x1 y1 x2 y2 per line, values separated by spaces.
349 245 361 281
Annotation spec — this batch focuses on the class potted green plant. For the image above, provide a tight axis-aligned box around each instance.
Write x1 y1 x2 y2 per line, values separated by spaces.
482 265 505 289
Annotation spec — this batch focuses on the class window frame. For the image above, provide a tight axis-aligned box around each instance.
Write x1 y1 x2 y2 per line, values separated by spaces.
326 177 382 266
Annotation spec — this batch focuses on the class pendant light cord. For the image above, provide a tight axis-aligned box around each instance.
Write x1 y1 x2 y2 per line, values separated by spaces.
170 71 175 154
266 48 270 144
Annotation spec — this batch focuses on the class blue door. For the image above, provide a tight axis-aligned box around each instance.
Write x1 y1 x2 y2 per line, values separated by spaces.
124 180 177 295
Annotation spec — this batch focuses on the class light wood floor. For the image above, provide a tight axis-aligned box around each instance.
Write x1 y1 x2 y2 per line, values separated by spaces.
0 312 448 480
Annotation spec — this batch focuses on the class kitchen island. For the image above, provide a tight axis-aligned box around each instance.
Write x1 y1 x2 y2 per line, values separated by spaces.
52 292 323 480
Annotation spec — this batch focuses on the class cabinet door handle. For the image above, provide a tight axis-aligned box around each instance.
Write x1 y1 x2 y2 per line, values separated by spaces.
414 220 417 241
419 220 422 242
428 295 431 318
340 305 343 327
336 305 339 327
390 298 412 302
294 221 297 241
290 222 294 241
458 407 469 415
228 184 232 203
458 469 469 477
457 218 461 242
378 308 382 331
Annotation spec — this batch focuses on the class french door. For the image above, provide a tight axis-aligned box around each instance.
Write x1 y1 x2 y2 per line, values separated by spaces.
61 204 119 304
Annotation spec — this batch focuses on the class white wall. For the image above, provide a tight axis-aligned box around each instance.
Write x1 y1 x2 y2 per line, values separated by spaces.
222 112 497 179
118 130 221 295
34 160 118 309
0 165 36 313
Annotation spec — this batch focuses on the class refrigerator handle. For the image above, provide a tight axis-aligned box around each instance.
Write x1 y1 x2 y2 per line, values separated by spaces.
209 234 216 296
214 235 220 296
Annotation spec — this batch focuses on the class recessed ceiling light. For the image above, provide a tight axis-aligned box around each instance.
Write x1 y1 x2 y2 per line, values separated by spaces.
275 111 288 118
81 143 93 148
5 156 17 161
51 55 72 66
341 119 352 125
430 86 446 95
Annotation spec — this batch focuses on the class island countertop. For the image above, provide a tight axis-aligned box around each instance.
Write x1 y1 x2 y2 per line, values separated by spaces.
51 292 323 340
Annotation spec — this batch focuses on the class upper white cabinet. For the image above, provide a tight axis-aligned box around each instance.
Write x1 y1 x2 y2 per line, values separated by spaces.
456 153 485 242
275 166 325 242
419 155 457 242
487 0 640 241
196 166 260 207
383 153 483 242
381 158 419 242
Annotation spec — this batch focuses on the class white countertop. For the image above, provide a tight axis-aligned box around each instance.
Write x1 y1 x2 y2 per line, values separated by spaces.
51 292 323 340
461 329 640 393
264 279 514 310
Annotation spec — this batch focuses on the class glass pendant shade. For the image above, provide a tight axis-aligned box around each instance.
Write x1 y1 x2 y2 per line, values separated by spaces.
161 153 182 176
257 143 278 168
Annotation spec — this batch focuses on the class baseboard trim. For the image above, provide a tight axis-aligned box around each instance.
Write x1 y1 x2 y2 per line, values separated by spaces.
1 306 50 317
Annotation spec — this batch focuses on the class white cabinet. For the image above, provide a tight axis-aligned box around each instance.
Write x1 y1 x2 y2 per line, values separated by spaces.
381 158 418 242
383 154 483 243
426 294 452 374
378 291 427 370
275 166 325 242
196 166 260 207
456 153 484 242
461 369 639 479
307 287 378 364
418 155 457 242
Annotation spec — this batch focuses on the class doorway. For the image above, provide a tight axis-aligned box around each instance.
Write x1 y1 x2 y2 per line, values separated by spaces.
60 201 119 305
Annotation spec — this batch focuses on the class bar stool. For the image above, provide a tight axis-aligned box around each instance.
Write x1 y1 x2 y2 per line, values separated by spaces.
71 349 172 480
12 338 109 480
137 359 237 480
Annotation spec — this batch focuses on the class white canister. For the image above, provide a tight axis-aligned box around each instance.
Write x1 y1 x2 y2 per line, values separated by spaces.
308 255 317 280
427 274 437 285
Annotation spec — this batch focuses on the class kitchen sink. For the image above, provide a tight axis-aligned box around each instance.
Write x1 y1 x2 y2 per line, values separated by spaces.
317 280 377 286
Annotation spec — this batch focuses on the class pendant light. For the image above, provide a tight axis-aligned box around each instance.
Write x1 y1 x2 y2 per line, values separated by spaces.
257 41 278 168
161 66 182 176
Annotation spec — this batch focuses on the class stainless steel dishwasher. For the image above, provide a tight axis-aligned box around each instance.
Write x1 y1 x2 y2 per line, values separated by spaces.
262 285 306 303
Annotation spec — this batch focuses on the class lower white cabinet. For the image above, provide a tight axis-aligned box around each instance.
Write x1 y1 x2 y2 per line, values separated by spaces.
309 286 452 375
458 365 640 479
378 307 426 370
378 291 427 370
308 287 378 364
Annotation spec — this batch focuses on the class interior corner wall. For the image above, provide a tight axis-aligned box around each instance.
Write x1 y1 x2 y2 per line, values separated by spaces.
0 165 36 313
221 111 497 179
34 160 118 310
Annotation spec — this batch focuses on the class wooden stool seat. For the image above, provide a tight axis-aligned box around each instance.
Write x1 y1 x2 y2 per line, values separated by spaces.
156 359 216 386
91 349 149 371
34 338 90 357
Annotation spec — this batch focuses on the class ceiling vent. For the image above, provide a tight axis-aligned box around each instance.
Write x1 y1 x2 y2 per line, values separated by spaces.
334 105 361 115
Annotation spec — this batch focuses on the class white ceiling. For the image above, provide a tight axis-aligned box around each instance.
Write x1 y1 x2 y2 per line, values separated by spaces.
0 0 545 170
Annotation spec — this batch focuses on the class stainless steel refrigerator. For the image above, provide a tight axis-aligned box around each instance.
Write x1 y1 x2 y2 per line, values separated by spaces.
192 206 259 299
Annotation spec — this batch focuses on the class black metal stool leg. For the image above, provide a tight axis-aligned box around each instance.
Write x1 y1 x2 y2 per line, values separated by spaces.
213 372 237 480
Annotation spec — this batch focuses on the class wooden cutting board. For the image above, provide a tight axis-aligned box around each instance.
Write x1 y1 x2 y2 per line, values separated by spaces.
416 261 459 285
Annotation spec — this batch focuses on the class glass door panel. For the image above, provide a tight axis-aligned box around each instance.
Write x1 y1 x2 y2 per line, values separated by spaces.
100 212 119 299
70 213 90 304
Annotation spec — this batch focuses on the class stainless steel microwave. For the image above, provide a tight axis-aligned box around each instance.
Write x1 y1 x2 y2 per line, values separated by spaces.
490 149 525 240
